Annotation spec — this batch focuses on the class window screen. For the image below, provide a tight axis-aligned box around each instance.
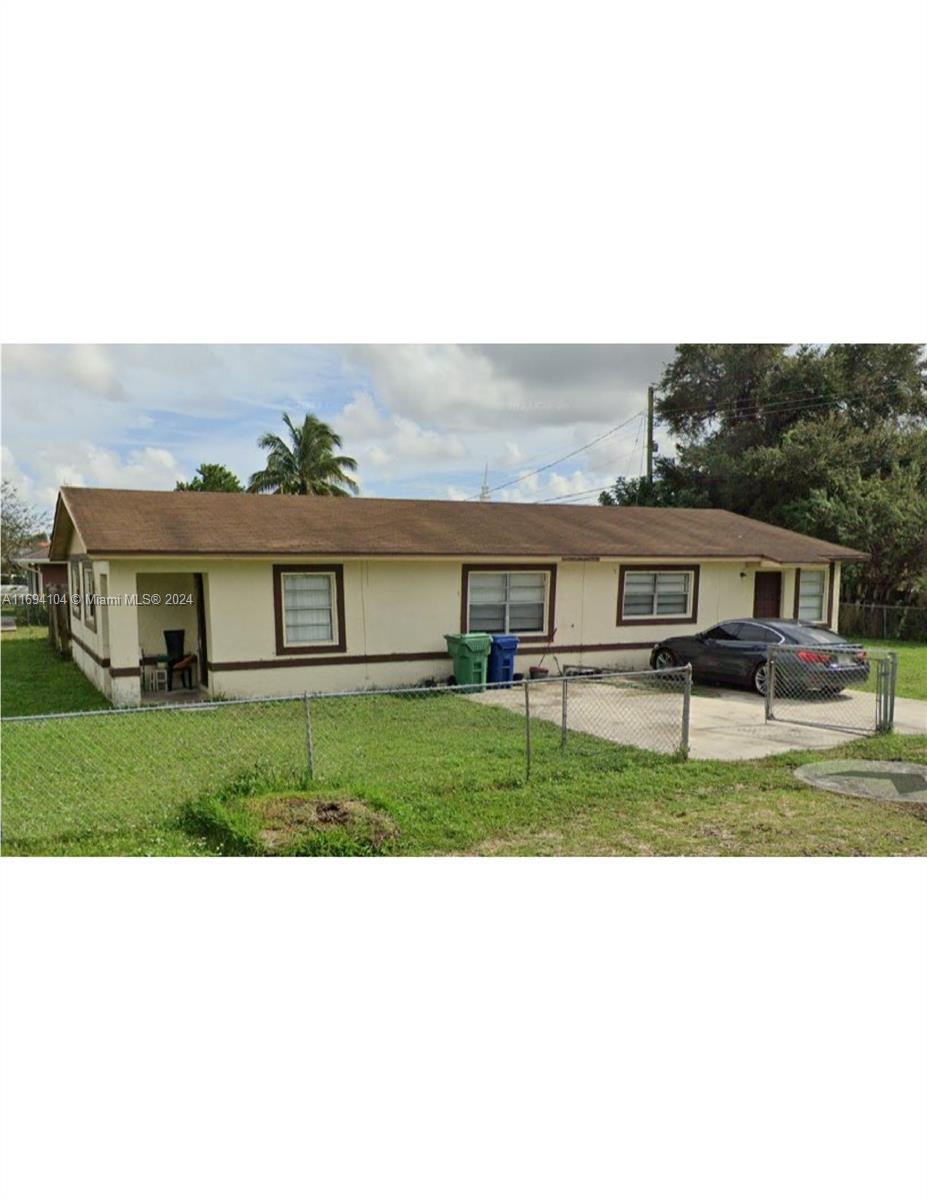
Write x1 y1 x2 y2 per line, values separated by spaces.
83 563 96 629
469 571 546 634
282 573 334 645
797 571 826 622
70 562 82 616
622 571 692 618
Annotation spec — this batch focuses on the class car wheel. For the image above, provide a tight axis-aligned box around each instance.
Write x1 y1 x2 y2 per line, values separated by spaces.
653 648 677 670
752 662 769 696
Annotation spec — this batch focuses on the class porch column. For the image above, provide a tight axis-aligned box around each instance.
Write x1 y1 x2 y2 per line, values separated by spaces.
106 562 142 706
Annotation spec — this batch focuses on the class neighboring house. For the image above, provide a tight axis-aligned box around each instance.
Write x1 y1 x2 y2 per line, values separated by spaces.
48 487 868 707
15 542 69 598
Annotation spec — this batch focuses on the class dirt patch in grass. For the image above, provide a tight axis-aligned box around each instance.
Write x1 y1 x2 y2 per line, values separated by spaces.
184 782 400 856
252 794 397 854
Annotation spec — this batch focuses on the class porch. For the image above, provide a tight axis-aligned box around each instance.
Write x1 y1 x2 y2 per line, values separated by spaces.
140 683 211 706
135 571 210 703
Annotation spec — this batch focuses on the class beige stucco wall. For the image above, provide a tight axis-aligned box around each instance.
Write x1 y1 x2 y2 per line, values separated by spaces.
64 539 114 699
66 554 844 703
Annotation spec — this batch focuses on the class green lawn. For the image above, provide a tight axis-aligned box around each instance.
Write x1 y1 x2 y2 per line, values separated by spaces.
858 639 927 702
3 627 926 857
1 626 111 716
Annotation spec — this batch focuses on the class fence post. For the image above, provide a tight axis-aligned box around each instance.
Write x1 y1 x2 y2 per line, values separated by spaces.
303 691 314 778
524 678 532 781
765 650 775 722
876 653 898 735
679 663 691 758
560 676 568 750
889 652 898 732
875 659 883 732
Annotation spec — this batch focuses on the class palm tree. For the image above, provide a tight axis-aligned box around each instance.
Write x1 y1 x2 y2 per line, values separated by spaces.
247 413 359 496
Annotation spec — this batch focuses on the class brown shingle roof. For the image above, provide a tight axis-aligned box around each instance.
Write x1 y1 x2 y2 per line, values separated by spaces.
52 487 868 564
16 542 52 562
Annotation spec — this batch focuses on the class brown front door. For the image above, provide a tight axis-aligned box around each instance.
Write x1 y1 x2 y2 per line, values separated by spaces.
753 571 782 618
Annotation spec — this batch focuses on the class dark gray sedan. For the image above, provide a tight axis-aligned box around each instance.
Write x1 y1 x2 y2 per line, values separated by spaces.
649 618 870 696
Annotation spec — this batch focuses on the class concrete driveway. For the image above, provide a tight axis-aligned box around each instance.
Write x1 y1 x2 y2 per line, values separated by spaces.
687 688 924 760
468 681 927 762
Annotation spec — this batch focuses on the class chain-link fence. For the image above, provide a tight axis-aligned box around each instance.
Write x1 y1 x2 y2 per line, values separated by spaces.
1 668 691 851
838 601 927 642
467 667 691 775
765 643 896 736
1 697 308 851
0 596 50 628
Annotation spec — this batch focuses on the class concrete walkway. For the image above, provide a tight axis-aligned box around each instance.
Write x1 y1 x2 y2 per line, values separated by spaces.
468 681 927 762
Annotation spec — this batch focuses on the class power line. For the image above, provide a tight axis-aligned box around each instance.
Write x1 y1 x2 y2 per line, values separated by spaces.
468 409 645 500
526 413 646 505
541 486 611 503
649 384 917 424
474 383 914 504
624 411 647 478
544 390 906 506
522 397 856 506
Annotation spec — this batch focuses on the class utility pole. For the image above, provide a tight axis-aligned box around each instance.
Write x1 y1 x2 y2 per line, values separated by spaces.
646 385 655 485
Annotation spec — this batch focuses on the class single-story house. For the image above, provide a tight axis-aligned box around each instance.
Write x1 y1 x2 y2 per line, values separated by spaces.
48 487 868 706
15 542 69 598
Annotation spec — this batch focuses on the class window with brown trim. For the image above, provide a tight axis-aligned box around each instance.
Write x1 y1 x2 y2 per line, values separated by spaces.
461 563 556 643
82 563 96 630
273 564 346 656
617 564 700 625
795 568 826 622
69 561 82 620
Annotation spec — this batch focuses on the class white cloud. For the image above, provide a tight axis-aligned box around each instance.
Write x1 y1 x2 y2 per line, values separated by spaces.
351 344 673 432
1 446 30 491
497 442 526 469
1 344 674 504
339 390 466 480
2 344 125 406
64 345 124 399
2 441 185 508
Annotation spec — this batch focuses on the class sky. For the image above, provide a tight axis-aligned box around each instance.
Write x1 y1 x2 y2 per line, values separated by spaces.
1 344 676 523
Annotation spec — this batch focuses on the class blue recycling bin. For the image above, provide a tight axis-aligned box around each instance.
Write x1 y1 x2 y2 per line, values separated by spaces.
488 634 519 686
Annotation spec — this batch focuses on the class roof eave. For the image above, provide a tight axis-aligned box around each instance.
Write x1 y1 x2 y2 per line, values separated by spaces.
48 493 77 561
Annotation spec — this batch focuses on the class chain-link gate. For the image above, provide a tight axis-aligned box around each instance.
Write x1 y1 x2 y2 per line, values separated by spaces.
765 643 897 735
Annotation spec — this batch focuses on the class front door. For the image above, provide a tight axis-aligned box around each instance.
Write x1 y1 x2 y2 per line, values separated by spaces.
753 571 782 619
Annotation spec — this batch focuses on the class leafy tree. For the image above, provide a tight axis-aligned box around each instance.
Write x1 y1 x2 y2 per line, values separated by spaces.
175 463 243 492
1 482 46 576
824 343 927 426
759 418 927 605
597 476 704 507
247 413 359 497
598 345 927 605
656 343 926 438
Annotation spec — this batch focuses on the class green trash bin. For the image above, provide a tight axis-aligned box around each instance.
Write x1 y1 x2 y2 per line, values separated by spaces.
444 633 492 692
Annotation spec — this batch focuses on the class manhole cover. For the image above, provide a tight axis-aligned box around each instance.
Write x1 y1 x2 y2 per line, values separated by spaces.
795 760 927 803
